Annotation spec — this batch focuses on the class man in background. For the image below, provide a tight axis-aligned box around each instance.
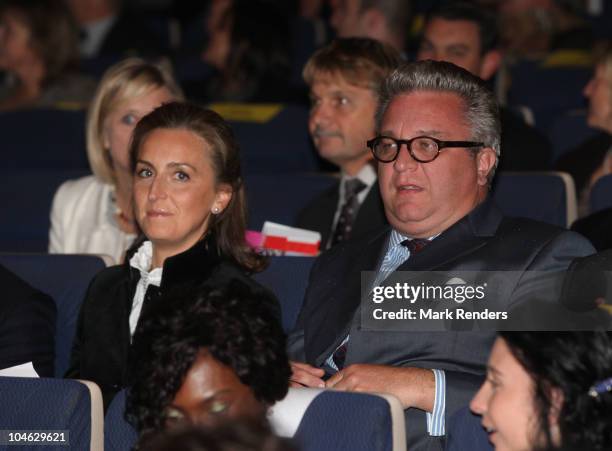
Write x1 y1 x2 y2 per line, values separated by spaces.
295 38 400 249
417 1 553 171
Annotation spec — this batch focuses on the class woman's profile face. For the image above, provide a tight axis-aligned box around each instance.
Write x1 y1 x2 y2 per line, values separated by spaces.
0 11 36 72
584 64 612 133
470 338 541 451
164 350 264 428
133 127 232 254
103 87 175 174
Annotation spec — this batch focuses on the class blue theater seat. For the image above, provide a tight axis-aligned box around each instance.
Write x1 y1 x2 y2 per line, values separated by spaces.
492 172 577 228
0 377 103 451
1 109 88 170
0 253 107 377
210 103 322 174
0 169 89 252
589 174 612 214
546 110 598 164
104 390 138 451
245 173 337 231
446 406 492 451
253 256 315 332
506 61 591 133
105 388 407 451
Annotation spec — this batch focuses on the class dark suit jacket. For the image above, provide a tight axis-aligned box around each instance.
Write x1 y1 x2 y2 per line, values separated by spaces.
0 264 56 377
295 181 388 248
288 198 594 450
65 236 279 410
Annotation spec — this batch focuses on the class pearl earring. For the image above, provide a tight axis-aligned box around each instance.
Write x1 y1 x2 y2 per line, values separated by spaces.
212 207 220 214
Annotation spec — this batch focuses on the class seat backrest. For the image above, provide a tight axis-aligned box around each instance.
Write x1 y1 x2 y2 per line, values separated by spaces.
0 169 89 252
506 62 591 131
245 173 337 230
0 254 107 377
547 110 599 164
212 103 322 174
104 389 139 451
1 109 88 170
492 172 577 228
269 388 406 451
0 376 103 451
253 256 315 332
589 174 612 214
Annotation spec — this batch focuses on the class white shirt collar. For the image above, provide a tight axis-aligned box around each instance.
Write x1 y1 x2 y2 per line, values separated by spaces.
129 241 163 285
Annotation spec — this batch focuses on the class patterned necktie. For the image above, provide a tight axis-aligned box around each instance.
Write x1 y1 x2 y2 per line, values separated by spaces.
329 178 367 247
401 238 430 254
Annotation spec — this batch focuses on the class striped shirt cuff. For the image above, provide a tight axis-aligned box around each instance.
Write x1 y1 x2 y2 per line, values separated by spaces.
426 369 446 436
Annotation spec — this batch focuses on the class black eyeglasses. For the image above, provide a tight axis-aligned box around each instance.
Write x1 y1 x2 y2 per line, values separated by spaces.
366 136 484 163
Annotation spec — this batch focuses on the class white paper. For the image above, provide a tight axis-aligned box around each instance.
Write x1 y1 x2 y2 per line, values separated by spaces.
262 222 321 244
0 362 39 378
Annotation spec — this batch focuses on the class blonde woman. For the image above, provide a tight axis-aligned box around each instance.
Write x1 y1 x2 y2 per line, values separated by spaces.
49 58 184 263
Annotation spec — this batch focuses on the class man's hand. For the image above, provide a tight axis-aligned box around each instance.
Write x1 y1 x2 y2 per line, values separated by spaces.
325 364 435 411
290 361 325 388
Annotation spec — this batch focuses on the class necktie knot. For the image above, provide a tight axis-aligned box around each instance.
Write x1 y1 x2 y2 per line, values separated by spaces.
344 178 366 199
401 238 430 254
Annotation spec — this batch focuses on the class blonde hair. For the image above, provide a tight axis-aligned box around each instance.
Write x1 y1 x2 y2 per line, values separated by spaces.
87 58 184 184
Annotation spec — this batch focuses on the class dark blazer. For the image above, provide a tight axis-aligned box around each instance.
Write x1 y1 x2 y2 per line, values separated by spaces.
288 197 594 450
65 237 279 410
295 181 387 248
0 264 56 377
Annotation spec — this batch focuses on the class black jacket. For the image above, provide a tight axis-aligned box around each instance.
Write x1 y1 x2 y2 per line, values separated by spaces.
65 236 278 410
0 264 56 377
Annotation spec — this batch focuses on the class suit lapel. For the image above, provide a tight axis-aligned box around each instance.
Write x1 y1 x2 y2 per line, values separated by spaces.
308 228 389 365
398 197 502 271
353 183 387 238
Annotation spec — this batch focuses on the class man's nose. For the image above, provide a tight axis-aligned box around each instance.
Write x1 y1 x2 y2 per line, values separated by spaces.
310 102 331 127
393 143 419 172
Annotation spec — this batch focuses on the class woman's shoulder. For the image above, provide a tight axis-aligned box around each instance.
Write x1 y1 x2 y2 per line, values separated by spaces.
85 263 132 297
53 175 111 213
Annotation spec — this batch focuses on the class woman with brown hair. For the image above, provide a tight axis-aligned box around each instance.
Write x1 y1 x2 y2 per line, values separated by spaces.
66 102 275 409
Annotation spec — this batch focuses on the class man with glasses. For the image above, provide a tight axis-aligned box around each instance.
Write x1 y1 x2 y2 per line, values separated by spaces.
295 38 400 249
288 60 594 450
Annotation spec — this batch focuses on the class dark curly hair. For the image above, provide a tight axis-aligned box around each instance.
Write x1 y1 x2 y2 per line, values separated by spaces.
500 332 612 451
125 279 290 437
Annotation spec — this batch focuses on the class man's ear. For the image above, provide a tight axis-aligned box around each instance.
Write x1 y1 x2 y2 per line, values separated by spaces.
476 147 497 186
479 50 502 81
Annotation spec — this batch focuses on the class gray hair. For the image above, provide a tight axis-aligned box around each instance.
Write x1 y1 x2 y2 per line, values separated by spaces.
376 60 501 182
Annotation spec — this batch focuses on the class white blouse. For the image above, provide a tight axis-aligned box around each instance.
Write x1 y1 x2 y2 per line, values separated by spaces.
128 241 163 336
49 175 136 264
